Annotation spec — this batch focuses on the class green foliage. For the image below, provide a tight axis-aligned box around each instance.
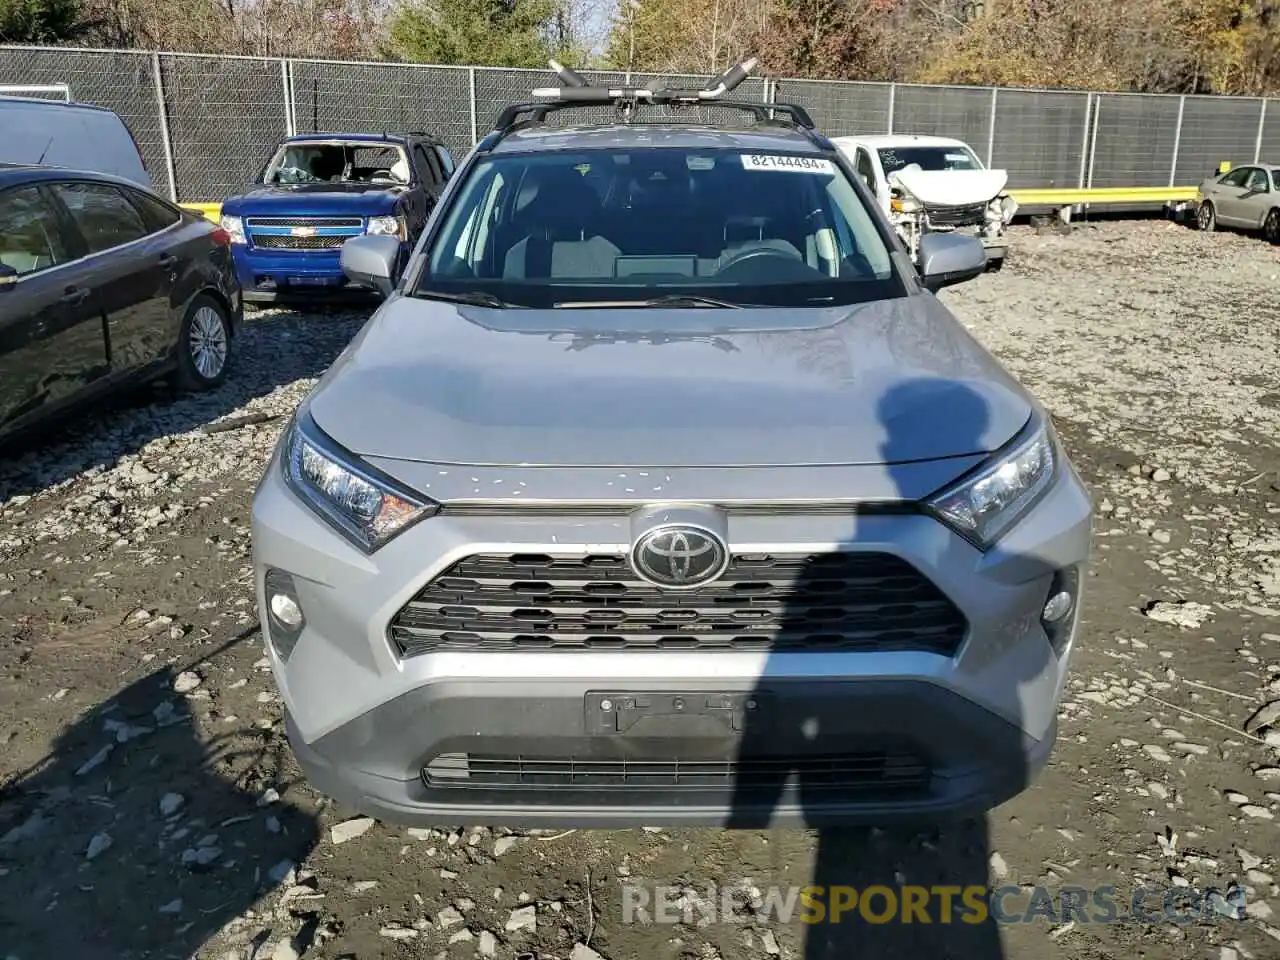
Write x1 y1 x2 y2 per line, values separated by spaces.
599 0 693 73
387 0 568 68
0 0 85 43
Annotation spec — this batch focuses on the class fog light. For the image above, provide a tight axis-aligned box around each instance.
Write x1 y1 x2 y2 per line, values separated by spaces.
269 592 303 629
1042 565 1081 658
1042 590 1074 622
263 568 305 662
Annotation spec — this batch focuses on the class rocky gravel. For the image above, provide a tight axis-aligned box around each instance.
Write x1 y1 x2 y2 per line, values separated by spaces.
1 220 1279 960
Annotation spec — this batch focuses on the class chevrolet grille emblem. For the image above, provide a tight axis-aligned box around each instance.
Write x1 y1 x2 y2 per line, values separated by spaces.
291 226 317 237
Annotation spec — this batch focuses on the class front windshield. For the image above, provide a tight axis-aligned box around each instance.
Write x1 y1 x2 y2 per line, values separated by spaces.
878 146 983 175
417 147 901 309
265 141 410 186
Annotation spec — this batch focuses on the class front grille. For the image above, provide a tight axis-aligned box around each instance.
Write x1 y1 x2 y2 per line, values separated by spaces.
245 216 362 228
423 751 932 793
388 552 967 657
925 202 988 227
251 234 348 250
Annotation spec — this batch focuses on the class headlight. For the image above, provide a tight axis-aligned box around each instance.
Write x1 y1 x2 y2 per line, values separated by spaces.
890 193 920 214
366 215 406 240
987 195 1017 224
220 214 246 244
282 413 437 552
926 422 1056 549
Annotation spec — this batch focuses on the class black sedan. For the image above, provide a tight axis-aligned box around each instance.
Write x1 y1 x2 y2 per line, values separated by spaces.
0 164 241 443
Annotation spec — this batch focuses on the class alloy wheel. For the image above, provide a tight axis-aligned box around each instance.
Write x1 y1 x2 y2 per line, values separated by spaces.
189 305 229 381
1265 210 1280 245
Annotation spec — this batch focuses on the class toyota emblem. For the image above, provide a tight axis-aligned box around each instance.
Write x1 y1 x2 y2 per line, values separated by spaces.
630 524 729 589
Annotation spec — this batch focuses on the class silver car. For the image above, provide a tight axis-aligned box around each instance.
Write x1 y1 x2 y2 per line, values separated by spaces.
251 80 1093 828
1197 162 1280 243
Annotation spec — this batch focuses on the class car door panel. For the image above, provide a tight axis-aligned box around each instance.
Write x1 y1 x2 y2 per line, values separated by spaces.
411 142 445 241
1213 168 1252 224
1241 169 1272 228
49 180 174 373
0 183 109 433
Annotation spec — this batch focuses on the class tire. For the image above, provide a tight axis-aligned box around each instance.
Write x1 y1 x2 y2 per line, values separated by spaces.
1197 201 1217 232
173 294 232 392
1264 208 1280 245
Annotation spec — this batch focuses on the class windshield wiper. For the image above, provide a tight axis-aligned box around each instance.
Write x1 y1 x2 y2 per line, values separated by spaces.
416 289 519 309
554 294 744 309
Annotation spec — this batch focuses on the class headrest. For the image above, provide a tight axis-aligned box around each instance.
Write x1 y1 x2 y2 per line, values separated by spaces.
514 165 599 218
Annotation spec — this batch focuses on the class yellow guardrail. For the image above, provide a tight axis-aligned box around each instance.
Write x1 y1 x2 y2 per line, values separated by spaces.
183 202 223 222
1008 186 1199 206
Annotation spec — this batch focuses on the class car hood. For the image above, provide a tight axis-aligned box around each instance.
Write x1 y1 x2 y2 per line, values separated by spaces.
891 168 1008 207
223 184 405 216
306 294 1033 472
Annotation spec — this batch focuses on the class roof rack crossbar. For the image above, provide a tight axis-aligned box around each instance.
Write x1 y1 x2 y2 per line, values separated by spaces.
478 57 824 150
488 98 815 139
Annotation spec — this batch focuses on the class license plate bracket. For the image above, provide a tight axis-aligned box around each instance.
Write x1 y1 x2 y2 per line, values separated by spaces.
585 691 765 737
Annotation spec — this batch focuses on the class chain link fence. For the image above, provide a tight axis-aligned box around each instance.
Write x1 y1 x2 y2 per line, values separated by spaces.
3 43 1278 203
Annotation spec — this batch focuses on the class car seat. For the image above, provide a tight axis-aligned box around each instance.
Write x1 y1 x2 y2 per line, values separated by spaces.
390 155 411 184
503 166 619 279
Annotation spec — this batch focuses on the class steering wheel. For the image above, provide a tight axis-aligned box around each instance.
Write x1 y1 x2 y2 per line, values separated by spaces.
717 246 802 273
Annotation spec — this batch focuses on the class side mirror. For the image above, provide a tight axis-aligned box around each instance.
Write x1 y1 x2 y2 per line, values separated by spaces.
0 262 17 293
341 235 402 298
918 233 987 292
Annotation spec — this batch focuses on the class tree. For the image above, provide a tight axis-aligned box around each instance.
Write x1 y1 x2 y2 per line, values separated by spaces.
83 0 391 58
755 0 906 80
0 0 87 42
386 0 569 67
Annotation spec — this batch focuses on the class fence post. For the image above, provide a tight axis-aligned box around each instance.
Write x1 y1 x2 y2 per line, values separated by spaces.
1254 99 1267 163
1076 94 1091 189
1169 95 1185 187
886 83 896 135
469 67 478 145
150 52 179 202
281 59 294 136
1085 93 1100 189
986 87 998 167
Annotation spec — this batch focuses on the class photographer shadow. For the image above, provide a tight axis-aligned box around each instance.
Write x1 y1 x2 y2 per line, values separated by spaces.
727 377 1051 959
0 637 321 958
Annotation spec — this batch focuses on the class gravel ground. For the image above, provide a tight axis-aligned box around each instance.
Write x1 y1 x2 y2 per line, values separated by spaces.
2 219 1280 960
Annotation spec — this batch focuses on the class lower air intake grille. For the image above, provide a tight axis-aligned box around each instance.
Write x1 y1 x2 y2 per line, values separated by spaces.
423 751 932 793
388 552 967 657
251 234 348 250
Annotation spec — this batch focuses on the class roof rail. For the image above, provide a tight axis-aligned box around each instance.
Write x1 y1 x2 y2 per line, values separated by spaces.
483 57 817 143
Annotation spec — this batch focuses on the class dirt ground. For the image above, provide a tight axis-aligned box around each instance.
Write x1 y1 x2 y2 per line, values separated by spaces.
1 219 1279 960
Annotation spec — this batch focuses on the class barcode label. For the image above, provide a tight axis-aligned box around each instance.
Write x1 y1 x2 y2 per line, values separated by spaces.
740 154 834 174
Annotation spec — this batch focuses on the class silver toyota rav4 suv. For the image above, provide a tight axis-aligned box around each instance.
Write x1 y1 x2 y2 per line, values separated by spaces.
252 61 1092 828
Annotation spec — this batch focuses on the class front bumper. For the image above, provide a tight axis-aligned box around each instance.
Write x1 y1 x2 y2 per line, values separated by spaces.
231 245 385 303
286 686 1057 828
252 456 1092 827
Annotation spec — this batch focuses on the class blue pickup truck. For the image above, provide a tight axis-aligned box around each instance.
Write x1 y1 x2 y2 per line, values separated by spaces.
219 132 455 303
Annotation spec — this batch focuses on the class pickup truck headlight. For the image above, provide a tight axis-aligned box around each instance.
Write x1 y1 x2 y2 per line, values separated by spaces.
926 421 1056 549
220 214 246 244
282 412 437 552
366 215 407 240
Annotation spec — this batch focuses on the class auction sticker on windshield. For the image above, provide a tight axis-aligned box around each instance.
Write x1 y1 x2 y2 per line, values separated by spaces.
741 154 834 174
